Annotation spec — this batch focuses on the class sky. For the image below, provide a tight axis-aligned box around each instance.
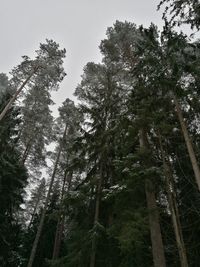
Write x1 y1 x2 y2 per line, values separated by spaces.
0 0 165 115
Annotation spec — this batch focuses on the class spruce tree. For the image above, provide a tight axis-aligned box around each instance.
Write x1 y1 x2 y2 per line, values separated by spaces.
0 75 28 266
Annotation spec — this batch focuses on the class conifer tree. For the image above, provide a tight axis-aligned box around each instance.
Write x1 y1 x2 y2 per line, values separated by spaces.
158 0 200 30
27 178 46 228
74 61 128 267
0 39 66 121
27 99 79 267
0 75 28 266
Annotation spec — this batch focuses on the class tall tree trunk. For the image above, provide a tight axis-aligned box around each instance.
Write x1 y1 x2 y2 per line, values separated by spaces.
164 161 189 267
158 133 189 267
52 216 64 260
0 67 38 121
139 128 166 267
90 165 103 267
173 94 200 191
27 124 67 267
21 140 32 165
28 195 41 229
52 171 73 259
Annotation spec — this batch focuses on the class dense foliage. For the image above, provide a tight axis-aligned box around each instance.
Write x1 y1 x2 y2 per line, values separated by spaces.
0 74 28 266
1 1 200 267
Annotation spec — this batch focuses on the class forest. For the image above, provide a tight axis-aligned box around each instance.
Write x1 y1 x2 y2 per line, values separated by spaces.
0 0 200 266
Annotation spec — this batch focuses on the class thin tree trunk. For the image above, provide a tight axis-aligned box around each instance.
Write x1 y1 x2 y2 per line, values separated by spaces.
139 128 166 267
0 67 38 121
21 140 32 165
52 216 64 260
173 94 200 191
145 181 166 267
52 171 73 259
52 170 67 260
27 124 67 267
28 196 40 229
158 133 189 267
90 165 103 267
164 161 188 267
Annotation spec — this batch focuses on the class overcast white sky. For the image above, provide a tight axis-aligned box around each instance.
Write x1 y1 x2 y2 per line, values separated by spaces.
0 0 165 114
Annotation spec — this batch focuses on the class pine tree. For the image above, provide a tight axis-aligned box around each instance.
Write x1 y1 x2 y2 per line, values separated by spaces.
27 99 80 267
0 39 66 121
27 178 46 228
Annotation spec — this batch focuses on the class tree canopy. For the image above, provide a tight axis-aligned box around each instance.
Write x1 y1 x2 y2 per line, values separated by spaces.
1 2 200 267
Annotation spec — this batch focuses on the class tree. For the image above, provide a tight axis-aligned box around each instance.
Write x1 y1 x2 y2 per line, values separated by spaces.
2 16 200 267
27 178 47 228
20 189 60 267
0 75 28 266
100 21 168 266
27 99 79 267
158 0 200 30
19 84 54 167
51 99 83 260
0 39 66 121
158 132 189 267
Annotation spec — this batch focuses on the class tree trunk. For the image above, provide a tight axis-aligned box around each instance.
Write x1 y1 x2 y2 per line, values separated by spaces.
0 67 38 122
90 165 103 267
164 161 188 267
27 124 67 267
139 128 166 267
52 216 64 259
158 133 189 267
21 140 32 165
28 196 40 229
52 171 72 260
173 94 200 191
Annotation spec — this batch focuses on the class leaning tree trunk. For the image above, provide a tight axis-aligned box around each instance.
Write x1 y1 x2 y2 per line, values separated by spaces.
173 94 200 191
158 133 189 267
21 140 32 165
139 128 166 267
52 171 73 259
27 124 67 267
90 165 103 267
0 67 38 122
28 194 41 229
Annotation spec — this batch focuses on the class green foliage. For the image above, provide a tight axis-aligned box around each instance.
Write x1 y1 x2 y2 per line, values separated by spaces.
158 0 200 29
20 192 60 267
0 82 28 266
2 13 200 267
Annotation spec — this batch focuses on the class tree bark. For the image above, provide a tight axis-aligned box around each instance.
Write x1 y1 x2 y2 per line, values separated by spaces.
52 216 64 260
173 94 200 191
27 124 67 267
28 195 40 229
28 179 46 229
52 171 72 259
158 133 189 267
164 161 189 267
90 165 103 267
21 140 32 165
139 128 166 267
0 67 38 122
